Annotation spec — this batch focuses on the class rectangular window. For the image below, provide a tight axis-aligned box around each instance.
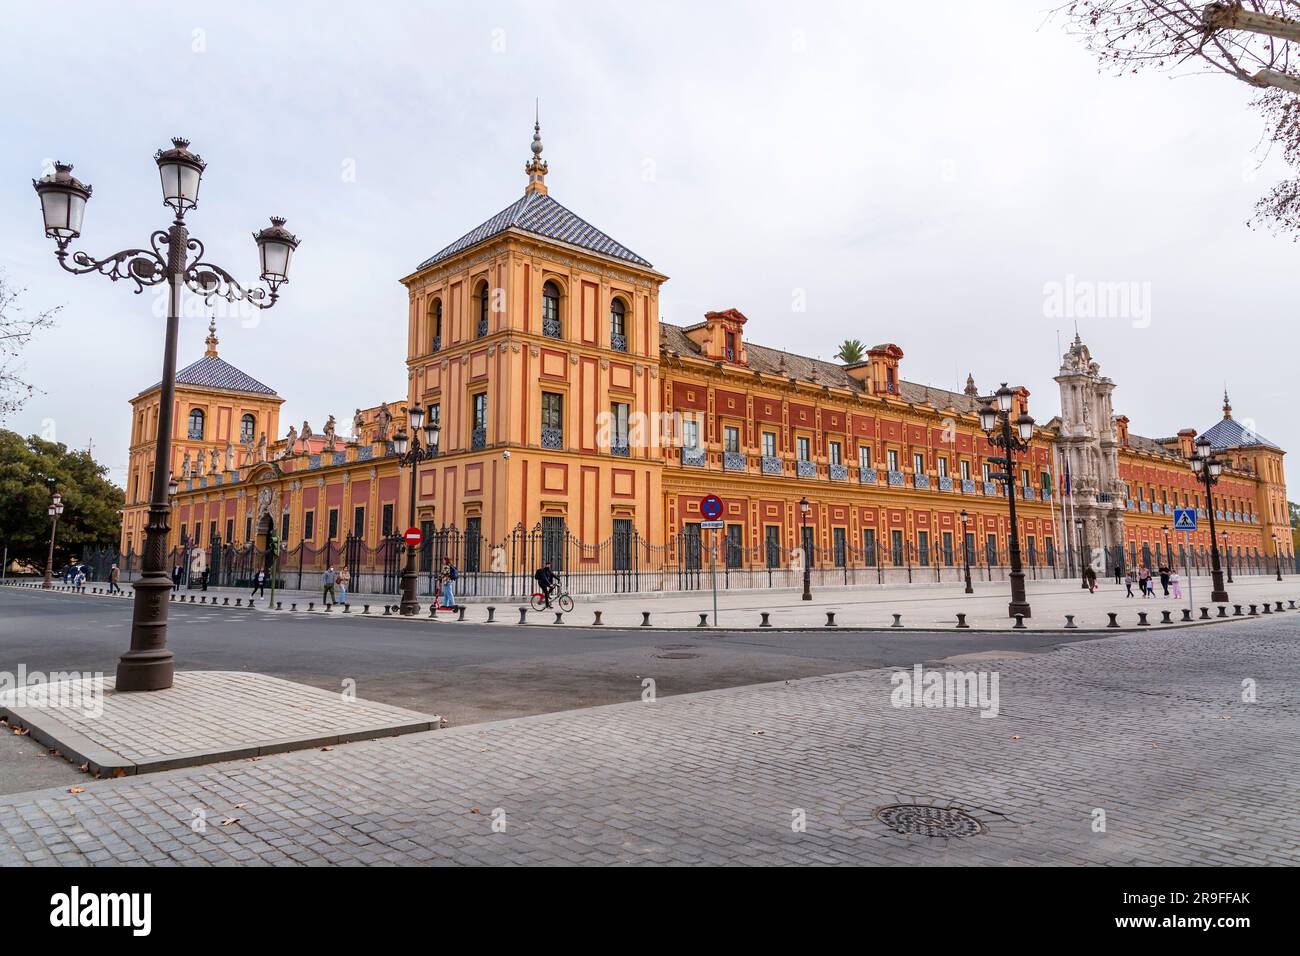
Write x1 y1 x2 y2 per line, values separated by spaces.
887 449 899 472
420 519 436 572
964 531 976 566
858 445 871 470
942 531 954 566
986 533 998 565
245 515 253 543
611 402 630 449
683 522 702 571
960 459 971 481
982 462 991 483
762 432 777 458
542 391 563 430
353 506 365 539
1040 471 1051 492
801 524 815 567
1021 468 1030 488
464 517 482 573
938 457 949 478
765 525 782 568
890 529 904 565
863 528 877 565
797 436 811 462
917 530 930 566
725 524 743 569
303 511 315 542
724 425 740 453
683 419 699 449
280 512 290 546
1046 537 1056 567
542 516 566 571
328 508 339 541
913 452 925 475
613 518 633 571
225 519 234 545
209 521 217 547
1027 535 1037 566
833 527 847 568
829 441 841 466
473 393 488 429
381 504 394 537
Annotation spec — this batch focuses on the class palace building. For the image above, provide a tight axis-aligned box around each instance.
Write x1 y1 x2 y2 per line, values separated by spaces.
128 127 1292 590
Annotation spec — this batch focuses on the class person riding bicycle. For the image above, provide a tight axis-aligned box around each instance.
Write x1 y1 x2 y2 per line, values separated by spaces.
534 561 558 608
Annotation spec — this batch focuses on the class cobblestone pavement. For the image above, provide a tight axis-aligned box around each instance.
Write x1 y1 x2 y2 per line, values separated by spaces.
1 617 1296 865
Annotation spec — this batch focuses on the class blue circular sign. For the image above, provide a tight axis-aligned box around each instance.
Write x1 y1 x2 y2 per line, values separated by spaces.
701 494 723 519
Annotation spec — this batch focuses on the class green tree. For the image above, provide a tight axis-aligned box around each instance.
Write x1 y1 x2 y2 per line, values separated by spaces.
835 339 867 364
0 430 124 567
1289 500 1299 528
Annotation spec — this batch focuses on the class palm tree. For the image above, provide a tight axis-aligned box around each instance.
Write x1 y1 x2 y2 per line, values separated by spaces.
835 339 866 364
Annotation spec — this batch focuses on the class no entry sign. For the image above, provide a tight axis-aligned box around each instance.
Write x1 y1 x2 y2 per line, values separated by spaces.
403 527 423 547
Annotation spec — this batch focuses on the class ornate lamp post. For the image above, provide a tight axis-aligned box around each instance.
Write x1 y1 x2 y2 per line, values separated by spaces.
42 490 64 589
33 140 300 691
393 406 440 616
1273 533 1284 581
799 496 812 601
960 509 973 594
979 384 1035 619
1190 436 1229 603
1161 524 1173 572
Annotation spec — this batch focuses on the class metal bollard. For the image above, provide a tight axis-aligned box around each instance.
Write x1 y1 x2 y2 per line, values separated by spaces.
1160 610 1172 624
324 604 332 613
223 597 230 605
291 603 297 611
189 595 195 603
1012 614 1025 629
698 613 709 627
590 610 600 626
825 611 837 627
343 604 349 613
1138 612 1150 626
1290 600 1297 610
641 611 651 627
170 593 175 601
430 604 438 618
458 606 466 622
1233 605 1243 616
1181 609 1193 622
1200 607 1210 619
309 602 315 612
1107 612 1119 628
518 607 528 624
1217 605 1228 617
236 598 243 607
555 611 564 625
891 613 903 628
383 605 391 616
201 596 206 604
955 613 969 628
363 604 370 614
1064 614 1076 629
759 612 772 627
1262 603 1272 615
487 606 497 622
277 601 283 611
1276 601 1284 612
1248 604 1258 615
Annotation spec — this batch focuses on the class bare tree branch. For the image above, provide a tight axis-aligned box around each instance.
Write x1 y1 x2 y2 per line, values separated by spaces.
0 271 60 423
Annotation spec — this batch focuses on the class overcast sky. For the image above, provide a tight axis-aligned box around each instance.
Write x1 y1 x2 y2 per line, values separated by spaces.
2 0 1295 486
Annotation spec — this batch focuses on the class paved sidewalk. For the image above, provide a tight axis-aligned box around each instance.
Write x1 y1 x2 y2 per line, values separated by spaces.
1 617 1295 865
10 574 1295 632
0 672 440 777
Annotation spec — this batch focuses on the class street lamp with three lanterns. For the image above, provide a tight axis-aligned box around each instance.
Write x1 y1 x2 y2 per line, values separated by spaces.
1189 435 1230 603
979 383 1035 619
393 405 441 616
42 490 64 589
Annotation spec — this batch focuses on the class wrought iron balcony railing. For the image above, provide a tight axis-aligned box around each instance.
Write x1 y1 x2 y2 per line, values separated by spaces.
542 316 562 339
610 442 630 457
761 455 782 476
859 467 878 484
938 475 953 492
471 425 487 450
723 451 746 472
541 426 563 450
681 447 707 468
796 459 817 479
828 463 848 481
913 474 930 490
610 332 627 353
887 470 905 487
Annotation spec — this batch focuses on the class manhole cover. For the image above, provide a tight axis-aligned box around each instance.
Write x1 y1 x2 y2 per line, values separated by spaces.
873 804 987 839
655 652 699 660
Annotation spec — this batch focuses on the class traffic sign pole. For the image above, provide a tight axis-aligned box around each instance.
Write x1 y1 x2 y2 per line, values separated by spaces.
699 496 724 627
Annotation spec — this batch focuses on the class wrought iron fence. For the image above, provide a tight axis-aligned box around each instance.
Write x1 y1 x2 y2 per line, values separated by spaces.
62 526 1297 598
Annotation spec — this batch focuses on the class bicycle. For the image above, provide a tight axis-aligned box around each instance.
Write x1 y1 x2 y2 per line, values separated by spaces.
531 583 573 613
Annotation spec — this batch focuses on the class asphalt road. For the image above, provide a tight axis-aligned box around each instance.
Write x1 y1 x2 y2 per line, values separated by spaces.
0 585 1114 794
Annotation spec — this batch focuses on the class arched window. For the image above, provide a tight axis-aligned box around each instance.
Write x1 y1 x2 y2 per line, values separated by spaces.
187 408 205 440
240 414 256 443
542 281 561 339
431 298 443 351
610 298 628 352
476 284 489 338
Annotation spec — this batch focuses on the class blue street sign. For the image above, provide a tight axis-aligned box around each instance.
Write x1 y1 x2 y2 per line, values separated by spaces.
1173 508 1197 531
700 494 724 520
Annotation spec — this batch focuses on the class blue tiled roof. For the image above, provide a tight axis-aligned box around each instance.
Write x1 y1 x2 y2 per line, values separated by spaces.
1200 417 1279 452
146 356 277 396
416 192 653 270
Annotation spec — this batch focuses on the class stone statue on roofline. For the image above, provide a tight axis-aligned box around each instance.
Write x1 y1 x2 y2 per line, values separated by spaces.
242 433 255 466
300 420 314 449
224 442 235 472
282 424 298 458
181 450 192 479
209 447 220 475
322 415 338 452
256 431 268 463
375 403 393 441
352 408 365 443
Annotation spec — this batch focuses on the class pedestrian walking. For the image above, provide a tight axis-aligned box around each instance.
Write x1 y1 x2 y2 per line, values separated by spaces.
322 565 337 606
1138 566 1151 598
1124 571 1134 598
1083 564 1098 593
108 563 122 594
1113 564 1122 585
1170 570 1183 600
337 566 350 606
251 568 267 598
171 564 182 592
1158 565 1171 597
440 559 457 610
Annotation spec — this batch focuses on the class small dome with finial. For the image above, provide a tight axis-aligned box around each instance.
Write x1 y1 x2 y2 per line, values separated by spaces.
524 102 549 195
204 316 219 358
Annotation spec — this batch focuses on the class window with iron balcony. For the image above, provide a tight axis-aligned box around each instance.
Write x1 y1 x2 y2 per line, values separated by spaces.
542 281 562 340
610 298 628 353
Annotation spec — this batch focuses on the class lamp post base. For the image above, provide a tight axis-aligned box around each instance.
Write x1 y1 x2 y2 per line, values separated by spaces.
1210 570 1228 605
399 563 420 616
116 574 175 691
1007 569 1031 619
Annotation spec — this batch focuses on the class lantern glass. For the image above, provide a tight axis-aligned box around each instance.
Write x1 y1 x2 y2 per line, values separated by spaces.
996 385 1013 412
1016 414 1034 441
168 479 179 497
424 422 439 447
799 497 810 514
1208 460 1223 478
155 139 204 212
393 431 409 455
1190 455 1203 474
978 405 996 432
48 506 57 517
407 404 424 430
254 217 299 285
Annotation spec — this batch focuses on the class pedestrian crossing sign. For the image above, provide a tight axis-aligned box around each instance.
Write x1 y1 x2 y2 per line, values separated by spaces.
1173 508 1197 531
